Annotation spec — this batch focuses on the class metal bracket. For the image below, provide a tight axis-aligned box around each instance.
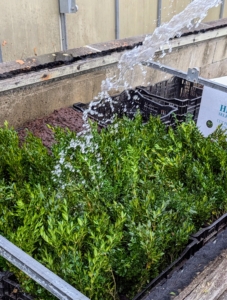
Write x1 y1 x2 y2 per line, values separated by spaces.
59 0 78 14
187 67 199 83
143 61 227 94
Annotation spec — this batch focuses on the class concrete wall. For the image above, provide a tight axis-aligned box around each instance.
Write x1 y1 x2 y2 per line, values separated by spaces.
161 0 190 24
0 70 110 128
0 22 226 128
67 0 115 49
0 0 61 62
0 0 226 62
204 4 221 23
119 0 158 39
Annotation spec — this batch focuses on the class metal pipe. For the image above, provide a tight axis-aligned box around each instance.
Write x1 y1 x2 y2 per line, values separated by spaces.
220 0 226 19
0 45 3 63
143 61 227 94
60 13 68 51
157 0 162 27
0 235 89 300
115 0 120 39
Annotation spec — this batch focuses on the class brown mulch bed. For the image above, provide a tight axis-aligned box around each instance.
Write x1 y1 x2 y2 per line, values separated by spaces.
17 107 85 149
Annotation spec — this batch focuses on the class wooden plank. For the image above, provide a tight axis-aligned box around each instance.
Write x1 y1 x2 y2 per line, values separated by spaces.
175 249 227 300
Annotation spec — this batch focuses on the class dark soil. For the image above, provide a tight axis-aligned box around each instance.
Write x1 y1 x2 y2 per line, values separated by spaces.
17 107 85 149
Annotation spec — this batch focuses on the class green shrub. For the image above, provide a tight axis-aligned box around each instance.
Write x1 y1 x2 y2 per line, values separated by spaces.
1 116 227 299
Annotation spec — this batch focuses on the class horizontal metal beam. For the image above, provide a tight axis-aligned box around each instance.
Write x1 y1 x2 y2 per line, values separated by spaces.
0 235 89 300
143 61 227 94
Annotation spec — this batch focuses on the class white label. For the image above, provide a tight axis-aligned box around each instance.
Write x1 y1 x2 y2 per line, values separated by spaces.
197 77 227 137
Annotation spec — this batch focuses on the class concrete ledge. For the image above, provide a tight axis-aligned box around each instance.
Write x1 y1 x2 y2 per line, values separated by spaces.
0 18 226 80
0 19 227 128
0 22 227 94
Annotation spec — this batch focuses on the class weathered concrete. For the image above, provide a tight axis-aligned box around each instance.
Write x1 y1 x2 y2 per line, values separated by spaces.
0 1 227 62
0 19 226 128
0 0 61 62
174 248 227 300
0 69 110 128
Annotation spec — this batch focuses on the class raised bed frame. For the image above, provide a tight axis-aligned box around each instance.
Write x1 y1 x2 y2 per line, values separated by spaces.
1 214 227 300
133 213 227 300
0 235 89 300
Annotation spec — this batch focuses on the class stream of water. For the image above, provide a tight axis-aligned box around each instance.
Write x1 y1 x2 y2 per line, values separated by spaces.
80 0 222 130
54 0 223 185
101 0 222 95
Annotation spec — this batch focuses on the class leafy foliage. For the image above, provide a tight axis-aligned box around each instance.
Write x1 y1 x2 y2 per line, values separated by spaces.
1 116 227 299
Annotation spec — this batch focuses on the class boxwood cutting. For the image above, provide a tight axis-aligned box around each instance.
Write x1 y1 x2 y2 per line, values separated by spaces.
1 114 227 299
